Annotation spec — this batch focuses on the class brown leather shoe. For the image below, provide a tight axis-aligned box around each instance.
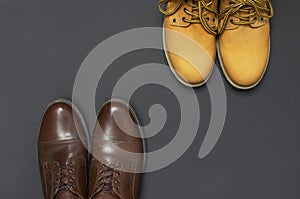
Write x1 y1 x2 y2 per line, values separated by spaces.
88 100 145 199
159 0 218 87
218 0 274 89
38 99 89 199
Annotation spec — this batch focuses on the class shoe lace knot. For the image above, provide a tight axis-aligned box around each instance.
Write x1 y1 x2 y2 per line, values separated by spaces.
54 161 76 192
218 0 274 34
98 163 121 192
159 0 218 35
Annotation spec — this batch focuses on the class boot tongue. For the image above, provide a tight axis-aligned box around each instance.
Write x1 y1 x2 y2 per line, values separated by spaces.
93 190 120 199
54 190 79 199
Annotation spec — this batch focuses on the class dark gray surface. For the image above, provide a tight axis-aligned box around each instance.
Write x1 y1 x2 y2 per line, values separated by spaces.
0 0 299 198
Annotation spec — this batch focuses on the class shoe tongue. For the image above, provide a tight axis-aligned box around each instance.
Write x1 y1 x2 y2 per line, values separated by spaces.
93 190 120 199
54 190 79 199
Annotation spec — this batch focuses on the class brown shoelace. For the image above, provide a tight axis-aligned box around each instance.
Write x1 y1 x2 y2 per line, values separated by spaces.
97 163 121 192
159 0 218 35
218 0 274 34
54 161 76 192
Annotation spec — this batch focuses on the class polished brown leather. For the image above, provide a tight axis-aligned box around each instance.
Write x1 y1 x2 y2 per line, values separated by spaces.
88 100 144 199
38 99 88 199
161 0 218 87
218 0 273 89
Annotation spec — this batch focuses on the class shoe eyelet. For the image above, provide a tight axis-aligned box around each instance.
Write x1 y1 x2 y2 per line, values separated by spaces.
230 19 234 24
69 168 75 174
206 17 209 21
182 17 185 22
173 18 176 23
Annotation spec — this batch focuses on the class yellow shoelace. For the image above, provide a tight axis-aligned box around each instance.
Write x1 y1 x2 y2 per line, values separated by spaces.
218 0 274 34
159 0 218 35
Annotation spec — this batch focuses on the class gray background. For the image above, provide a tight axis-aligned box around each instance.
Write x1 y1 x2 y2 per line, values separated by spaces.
0 0 299 198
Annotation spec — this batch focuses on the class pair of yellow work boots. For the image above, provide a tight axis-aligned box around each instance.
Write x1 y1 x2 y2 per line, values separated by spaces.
159 0 274 89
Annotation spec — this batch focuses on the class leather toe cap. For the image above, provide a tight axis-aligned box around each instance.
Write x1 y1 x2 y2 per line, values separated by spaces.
39 100 86 142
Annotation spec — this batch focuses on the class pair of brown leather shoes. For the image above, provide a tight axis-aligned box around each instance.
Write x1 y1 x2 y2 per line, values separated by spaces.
159 0 274 89
38 98 145 199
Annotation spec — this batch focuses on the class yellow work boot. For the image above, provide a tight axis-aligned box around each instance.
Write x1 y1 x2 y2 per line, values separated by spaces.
218 0 274 89
159 0 218 87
